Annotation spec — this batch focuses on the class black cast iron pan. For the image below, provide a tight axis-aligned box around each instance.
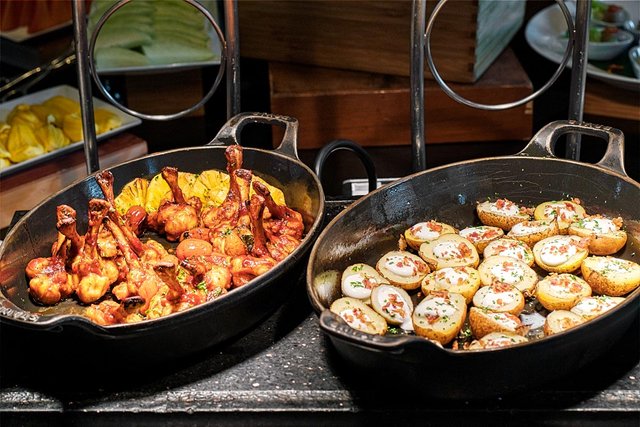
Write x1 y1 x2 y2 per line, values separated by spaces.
307 120 640 399
0 112 325 365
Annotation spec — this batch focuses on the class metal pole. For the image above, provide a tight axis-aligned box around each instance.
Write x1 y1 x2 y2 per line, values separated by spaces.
410 0 426 172
567 0 591 160
224 0 241 118
72 0 99 174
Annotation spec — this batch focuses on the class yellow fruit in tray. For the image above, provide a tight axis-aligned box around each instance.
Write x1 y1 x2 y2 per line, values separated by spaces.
144 171 197 213
31 103 67 125
94 108 122 134
6 104 43 128
190 169 230 207
62 112 98 142
0 124 12 165
42 96 80 116
7 123 45 162
36 123 70 152
252 176 286 206
115 177 149 215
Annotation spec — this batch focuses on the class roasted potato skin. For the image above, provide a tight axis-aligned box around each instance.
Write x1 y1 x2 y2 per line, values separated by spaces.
532 235 589 273
468 331 528 350
412 291 467 345
330 297 388 335
376 251 430 290
534 200 586 233
458 226 504 253
476 199 530 231
507 220 559 248
421 266 481 304
472 283 525 315
477 255 538 297
535 273 592 311
567 218 627 256
468 307 525 339
581 256 640 297
404 221 457 251
543 310 584 336
418 234 479 270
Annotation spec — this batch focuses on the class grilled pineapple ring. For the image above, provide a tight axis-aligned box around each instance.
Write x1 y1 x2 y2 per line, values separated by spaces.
114 169 286 214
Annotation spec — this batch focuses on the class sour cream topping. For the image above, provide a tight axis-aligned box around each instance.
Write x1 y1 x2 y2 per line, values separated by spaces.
415 296 458 320
489 312 520 330
375 287 410 321
491 242 530 262
539 237 578 266
579 218 617 234
571 296 622 318
487 200 520 216
433 241 462 260
435 267 469 286
544 202 581 222
342 273 377 299
410 222 441 241
476 288 518 310
510 221 548 236
591 257 633 274
384 255 418 277
490 262 524 284
339 308 374 330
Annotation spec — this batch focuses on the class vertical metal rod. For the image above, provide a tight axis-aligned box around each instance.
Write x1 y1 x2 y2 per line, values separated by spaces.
72 0 99 174
224 0 241 119
567 0 591 160
410 0 427 172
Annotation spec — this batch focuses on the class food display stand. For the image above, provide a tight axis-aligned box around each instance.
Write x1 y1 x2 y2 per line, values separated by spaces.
0 0 638 423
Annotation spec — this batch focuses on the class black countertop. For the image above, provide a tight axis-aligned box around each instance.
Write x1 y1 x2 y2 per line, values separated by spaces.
1 201 639 425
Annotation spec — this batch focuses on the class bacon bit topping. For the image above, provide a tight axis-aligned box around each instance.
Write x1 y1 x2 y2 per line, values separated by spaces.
491 282 514 293
613 217 623 228
458 243 472 258
382 293 406 318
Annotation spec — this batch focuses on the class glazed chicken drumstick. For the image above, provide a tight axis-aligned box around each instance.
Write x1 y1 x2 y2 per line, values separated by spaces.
155 166 201 242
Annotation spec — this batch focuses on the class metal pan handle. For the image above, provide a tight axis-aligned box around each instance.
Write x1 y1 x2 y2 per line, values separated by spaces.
518 120 627 176
208 112 301 159
319 310 441 355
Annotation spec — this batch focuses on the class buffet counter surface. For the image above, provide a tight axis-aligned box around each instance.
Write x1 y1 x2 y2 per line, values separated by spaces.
1 201 638 426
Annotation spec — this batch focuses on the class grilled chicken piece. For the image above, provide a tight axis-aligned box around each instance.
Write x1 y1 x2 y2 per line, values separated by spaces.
230 255 276 287
252 181 303 260
26 232 76 305
155 167 201 242
71 199 119 304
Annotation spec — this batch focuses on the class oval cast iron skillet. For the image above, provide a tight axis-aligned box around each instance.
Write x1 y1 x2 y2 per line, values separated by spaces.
307 120 640 399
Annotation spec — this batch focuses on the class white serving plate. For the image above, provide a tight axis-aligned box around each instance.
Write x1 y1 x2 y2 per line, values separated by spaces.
525 0 640 91
0 85 142 178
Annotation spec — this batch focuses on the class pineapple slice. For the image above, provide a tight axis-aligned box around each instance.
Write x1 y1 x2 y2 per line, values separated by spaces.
94 108 122 134
190 169 229 207
42 96 81 116
144 171 197 213
7 122 45 163
252 176 286 206
114 177 149 215
36 123 70 152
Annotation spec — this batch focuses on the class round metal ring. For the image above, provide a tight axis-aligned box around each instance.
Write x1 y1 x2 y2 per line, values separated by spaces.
88 0 227 121
425 0 575 111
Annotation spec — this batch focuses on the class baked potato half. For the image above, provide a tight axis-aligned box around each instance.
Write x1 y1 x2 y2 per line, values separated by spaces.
403 220 457 251
341 263 389 301
412 291 467 345
543 310 585 336
376 251 430 290
472 282 525 315
370 284 414 327
476 198 530 231
477 255 538 297
418 234 479 270
483 238 535 267
468 331 528 350
507 220 559 247
330 297 387 335
580 256 640 297
535 273 592 311
534 200 586 233
567 215 627 255
458 225 504 253
468 307 526 339
570 295 625 320
532 235 589 273
421 266 481 304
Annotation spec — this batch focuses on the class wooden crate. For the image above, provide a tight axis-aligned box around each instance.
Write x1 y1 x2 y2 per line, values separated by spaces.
269 48 533 149
238 0 525 83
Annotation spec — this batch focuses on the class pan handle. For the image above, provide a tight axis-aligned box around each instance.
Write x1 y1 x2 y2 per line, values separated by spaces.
208 112 301 159
518 120 627 176
319 310 440 355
